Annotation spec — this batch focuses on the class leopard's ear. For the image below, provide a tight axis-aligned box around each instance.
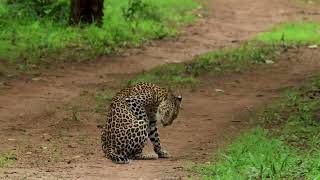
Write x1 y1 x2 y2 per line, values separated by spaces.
176 95 182 102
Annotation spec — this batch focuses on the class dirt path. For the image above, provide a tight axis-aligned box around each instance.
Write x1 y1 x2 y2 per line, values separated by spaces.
0 0 300 121
0 0 319 179
1 47 320 180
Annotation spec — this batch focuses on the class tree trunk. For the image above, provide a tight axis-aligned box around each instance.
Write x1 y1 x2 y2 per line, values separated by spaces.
69 0 104 27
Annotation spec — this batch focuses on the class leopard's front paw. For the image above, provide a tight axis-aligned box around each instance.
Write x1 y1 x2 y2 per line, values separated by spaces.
157 149 171 158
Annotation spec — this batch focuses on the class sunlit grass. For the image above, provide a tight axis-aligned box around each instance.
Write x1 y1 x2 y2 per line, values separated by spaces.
0 151 16 167
0 0 198 73
128 42 278 87
192 74 320 179
257 22 320 44
127 22 320 88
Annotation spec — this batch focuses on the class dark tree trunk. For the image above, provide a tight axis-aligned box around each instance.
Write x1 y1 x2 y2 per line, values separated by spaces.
69 0 104 27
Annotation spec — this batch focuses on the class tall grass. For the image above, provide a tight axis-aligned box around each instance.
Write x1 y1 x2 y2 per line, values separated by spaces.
0 0 198 71
192 75 320 179
257 22 320 45
127 21 320 87
0 151 16 167
127 42 278 87
188 22 320 179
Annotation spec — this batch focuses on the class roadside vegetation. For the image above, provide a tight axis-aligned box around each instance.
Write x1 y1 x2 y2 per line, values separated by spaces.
177 21 320 179
296 0 320 4
128 42 278 87
127 21 320 87
192 74 320 179
0 151 16 167
256 22 320 45
0 0 198 76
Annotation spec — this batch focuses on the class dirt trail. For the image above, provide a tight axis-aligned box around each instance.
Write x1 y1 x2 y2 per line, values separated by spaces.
0 0 300 121
0 0 319 179
2 47 320 180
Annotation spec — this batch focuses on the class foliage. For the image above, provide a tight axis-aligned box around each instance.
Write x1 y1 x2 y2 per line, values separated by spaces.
93 89 116 112
5 0 69 22
128 21 320 87
122 0 160 22
0 0 198 75
256 22 320 45
0 151 16 167
261 74 320 151
193 128 303 179
295 0 320 4
192 74 320 179
128 42 278 87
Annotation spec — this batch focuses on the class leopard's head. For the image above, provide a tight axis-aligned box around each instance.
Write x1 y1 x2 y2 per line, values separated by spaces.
157 93 182 127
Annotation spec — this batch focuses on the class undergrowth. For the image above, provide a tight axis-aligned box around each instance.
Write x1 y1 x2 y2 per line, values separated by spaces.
295 0 320 4
0 0 198 75
127 42 278 87
192 74 320 179
127 21 320 87
0 151 16 167
257 22 320 45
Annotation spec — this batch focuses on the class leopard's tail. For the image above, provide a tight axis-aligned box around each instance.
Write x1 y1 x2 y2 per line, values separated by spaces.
101 126 109 153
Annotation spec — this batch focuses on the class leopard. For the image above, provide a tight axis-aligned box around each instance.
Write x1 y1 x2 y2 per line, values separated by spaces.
101 82 182 164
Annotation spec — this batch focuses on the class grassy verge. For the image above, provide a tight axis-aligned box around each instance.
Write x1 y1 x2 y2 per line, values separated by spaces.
128 42 279 87
192 75 320 179
188 21 320 179
256 22 320 45
127 21 320 87
294 0 320 4
0 0 199 76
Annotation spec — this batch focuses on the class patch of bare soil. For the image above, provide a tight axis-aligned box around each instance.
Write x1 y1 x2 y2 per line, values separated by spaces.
0 0 319 179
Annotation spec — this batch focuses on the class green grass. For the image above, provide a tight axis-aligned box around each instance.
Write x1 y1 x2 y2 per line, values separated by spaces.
192 74 320 179
257 22 320 45
94 89 117 112
294 0 320 4
0 0 198 75
128 42 278 87
127 21 320 88
0 151 16 167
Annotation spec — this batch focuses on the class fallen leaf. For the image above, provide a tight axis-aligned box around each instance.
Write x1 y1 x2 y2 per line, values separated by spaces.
72 155 81 159
308 44 318 49
265 60 275 64
68 144 77 148
31 77 41 81
40 146 48 150
215 89 225 93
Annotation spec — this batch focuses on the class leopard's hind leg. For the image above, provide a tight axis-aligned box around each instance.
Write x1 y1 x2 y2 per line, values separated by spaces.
107 149 130 164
